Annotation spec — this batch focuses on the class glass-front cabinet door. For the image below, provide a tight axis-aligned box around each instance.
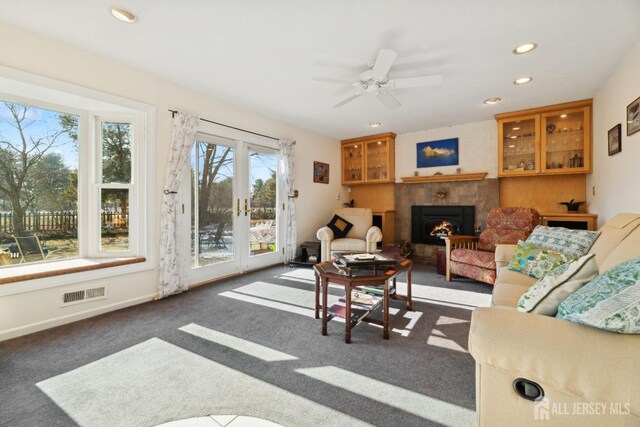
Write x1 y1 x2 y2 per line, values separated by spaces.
498 115 540 176
342 142 364 184
541 107 591 174
365 139 389 182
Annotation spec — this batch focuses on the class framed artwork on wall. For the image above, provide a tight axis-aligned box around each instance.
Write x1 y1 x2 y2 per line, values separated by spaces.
313 161 329 184
627 96 640 136
608 123 622 156
416 138 459 168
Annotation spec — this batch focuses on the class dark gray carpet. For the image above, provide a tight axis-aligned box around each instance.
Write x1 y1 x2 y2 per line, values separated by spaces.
0 263 492 427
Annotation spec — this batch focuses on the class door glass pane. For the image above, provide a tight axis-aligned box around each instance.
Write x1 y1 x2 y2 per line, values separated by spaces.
366 139 388 180
249 150 278 256
342 143 363 182
101 122 132 183
502 118 536 172
100 189 129 251
191 140 235 268
544 111 585 170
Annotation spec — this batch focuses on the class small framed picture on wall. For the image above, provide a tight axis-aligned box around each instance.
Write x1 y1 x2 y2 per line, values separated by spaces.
608 123 622 156
313 161 329 184
627 96 640 136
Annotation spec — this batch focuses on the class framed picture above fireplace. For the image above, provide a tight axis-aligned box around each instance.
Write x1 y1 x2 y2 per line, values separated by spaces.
416 138 459 168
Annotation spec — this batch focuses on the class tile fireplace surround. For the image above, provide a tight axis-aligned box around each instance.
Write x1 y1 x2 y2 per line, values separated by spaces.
395 179 500 263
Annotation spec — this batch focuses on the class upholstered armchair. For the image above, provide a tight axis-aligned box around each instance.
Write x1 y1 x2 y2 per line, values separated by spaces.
444 207 540 285
317 208 382 262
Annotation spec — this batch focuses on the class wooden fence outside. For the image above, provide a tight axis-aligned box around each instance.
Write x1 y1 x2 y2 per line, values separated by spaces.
0 211 128 234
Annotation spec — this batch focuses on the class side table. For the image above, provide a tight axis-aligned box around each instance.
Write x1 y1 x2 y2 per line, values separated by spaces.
313 258 412 343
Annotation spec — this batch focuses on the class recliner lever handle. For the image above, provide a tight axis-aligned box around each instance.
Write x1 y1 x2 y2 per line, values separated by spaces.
513 378 544 401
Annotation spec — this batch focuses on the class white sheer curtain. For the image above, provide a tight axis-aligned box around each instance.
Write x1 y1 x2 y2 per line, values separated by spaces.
158 112 198 298
278 139 296 262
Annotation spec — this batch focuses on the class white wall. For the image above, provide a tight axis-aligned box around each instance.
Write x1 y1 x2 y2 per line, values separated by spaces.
588 40 640 225
0 23 344 340
395 120 498 180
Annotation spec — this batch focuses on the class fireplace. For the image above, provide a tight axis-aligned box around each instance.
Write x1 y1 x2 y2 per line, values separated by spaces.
411 205 475 245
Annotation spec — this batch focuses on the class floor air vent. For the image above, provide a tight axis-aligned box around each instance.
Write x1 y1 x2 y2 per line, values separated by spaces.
61 286 107 306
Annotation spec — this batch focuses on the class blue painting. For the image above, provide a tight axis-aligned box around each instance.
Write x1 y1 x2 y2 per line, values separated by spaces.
416 138 459 168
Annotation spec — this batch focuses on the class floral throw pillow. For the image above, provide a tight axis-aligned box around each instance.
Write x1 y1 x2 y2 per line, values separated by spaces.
525 225 600 258
517 254 599 316
508 240 576 279
557 257 640 333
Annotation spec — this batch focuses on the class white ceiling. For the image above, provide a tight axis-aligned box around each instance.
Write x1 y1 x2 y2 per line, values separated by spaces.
1 0 639 139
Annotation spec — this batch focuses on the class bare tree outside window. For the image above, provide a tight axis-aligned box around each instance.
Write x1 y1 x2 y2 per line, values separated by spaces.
0 102 78 263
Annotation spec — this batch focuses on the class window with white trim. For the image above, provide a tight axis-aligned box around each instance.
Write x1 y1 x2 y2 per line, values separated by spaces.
0 95 148 268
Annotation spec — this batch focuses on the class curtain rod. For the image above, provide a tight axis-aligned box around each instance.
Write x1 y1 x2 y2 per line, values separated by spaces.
169 109 295 144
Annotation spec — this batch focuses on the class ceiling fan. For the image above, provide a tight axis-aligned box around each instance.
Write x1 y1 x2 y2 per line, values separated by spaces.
313 49 443 110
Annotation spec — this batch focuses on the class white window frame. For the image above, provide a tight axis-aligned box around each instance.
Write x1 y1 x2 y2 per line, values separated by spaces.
0 66 155 297
91 115 142 257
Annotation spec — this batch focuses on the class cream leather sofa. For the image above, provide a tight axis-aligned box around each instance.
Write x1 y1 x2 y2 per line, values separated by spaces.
316 208 382 262
469 213 640 426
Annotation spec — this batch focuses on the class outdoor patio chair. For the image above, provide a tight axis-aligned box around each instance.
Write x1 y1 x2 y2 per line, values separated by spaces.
12 234 52 263
213 222 227 249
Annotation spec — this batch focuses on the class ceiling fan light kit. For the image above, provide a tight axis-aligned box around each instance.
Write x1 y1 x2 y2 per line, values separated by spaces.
314 48 443 109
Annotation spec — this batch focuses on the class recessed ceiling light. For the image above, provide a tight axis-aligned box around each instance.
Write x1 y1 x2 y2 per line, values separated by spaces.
510 135 517 139
560 114 568 118
369 121 381 128
512 127 520 130
508 145 516 148
513 43 537 55
111 7 138 23
513 77 533 85
484 97 502 105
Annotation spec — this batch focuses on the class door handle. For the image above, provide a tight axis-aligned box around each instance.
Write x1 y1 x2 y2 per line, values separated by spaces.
244 199 248 216
236 199 240 216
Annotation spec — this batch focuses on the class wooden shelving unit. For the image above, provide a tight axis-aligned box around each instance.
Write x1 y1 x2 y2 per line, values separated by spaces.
341 133 395 185
496 99 592 177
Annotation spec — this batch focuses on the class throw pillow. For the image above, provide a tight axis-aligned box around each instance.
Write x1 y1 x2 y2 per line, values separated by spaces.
557 257 640 333
517 254 598 316
327 214 353 239
526 225 601 258
508 240 575 279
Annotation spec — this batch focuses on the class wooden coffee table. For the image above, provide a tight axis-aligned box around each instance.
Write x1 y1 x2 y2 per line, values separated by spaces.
313 255 412 343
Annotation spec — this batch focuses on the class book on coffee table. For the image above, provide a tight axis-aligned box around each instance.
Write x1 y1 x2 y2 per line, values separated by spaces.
334 252 397 268
361 284 396 296
328 302 370 323
339 290 382 309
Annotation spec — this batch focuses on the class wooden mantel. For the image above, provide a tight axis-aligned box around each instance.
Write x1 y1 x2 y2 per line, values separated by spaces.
400 172 488 184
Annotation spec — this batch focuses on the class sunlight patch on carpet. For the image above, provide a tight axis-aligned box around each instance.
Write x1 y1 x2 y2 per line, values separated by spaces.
279 268 491 309
179 323 298 362
36 338 370 427
221 281 421 337
296 366 475 427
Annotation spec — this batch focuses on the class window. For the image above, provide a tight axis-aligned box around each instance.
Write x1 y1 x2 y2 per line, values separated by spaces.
0 86 150 274
99 120 133 252
0 102 80 263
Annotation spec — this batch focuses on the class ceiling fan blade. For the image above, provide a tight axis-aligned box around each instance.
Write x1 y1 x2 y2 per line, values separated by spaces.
312 76 353 85
376 90 401 110
332 92 365 108
371 49 398 81
388 74 443 89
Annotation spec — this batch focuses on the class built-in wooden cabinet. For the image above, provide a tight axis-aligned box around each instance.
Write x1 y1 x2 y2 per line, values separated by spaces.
497 100 592 177
341 132 395 185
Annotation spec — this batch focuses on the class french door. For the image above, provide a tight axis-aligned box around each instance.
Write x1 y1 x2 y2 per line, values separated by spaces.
187 129 283 285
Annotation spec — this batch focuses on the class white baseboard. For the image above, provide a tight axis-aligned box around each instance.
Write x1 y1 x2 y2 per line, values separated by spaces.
0 293 157 342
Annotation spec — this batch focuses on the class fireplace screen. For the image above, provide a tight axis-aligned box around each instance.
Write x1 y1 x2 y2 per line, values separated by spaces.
411 205 475 245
